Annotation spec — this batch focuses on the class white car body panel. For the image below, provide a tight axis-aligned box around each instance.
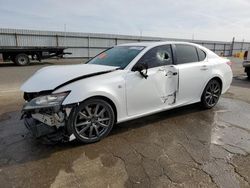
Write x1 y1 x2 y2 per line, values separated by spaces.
21 41 233 124
177 60 212 105
21 64 117 92
125 65 178 116
55 70 127 121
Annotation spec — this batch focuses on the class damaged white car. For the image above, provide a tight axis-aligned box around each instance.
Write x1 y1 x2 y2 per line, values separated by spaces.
21 42 232 144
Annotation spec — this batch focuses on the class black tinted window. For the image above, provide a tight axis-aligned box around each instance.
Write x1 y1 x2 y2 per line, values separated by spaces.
136 45 173 68
197 48 206 61
175 44 199 64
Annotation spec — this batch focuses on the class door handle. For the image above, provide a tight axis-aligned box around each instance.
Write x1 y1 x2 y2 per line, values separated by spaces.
200 65 208 70
172 72 177 75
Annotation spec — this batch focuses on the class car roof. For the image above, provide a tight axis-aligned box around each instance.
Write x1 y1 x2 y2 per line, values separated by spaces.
117 41 219 59
117 41 202 48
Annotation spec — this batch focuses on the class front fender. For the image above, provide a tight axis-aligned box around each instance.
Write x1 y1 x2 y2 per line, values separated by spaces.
53 77 126 122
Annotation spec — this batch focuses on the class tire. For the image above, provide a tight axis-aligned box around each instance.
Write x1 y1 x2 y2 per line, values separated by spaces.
247 70 250 79
67 98 115 144
201 79 221 109
15 53 30 66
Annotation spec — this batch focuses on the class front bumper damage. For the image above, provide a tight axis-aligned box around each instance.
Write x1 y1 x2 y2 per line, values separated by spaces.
24 118 56 137
22 103 74 143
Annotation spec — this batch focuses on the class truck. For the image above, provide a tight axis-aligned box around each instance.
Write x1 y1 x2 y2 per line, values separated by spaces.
0 47 70 66
243 49 250 78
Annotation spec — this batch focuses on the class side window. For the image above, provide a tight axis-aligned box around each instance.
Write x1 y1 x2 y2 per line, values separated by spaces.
175 44 199 64
136 45 173 69
197 48 206 61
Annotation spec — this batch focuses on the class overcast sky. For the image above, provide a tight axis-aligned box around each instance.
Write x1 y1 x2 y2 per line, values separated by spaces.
0 0 250 41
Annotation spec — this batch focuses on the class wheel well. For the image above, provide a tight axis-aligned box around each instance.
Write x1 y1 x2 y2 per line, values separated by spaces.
211 77 223 89
83 96 118 123
201 77 223 100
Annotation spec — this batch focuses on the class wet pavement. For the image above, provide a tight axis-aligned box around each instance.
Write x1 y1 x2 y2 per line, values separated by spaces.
0 58 250 188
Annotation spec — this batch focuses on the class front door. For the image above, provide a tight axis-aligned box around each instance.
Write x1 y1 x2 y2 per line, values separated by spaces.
125 45 179 116
163 65 179 104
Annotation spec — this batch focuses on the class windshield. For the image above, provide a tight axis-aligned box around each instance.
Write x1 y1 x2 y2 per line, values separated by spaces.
87 46 144 69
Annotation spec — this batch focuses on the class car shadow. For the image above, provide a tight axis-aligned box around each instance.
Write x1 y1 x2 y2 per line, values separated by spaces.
112 103 205 135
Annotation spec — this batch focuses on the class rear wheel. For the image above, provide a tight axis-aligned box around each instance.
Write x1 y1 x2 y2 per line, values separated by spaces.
67 98 115 144
15 53 30 66
201 79 221 109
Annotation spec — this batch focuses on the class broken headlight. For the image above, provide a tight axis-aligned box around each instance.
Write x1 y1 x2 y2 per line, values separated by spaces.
23 92 70 110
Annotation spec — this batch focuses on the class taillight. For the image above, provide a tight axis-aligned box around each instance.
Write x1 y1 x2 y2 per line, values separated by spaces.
226 61 233 68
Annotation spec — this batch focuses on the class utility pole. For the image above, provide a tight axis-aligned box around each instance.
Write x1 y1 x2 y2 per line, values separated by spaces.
64 24 67 46
231 37 235 56
241 39 244 52
139 29 142 42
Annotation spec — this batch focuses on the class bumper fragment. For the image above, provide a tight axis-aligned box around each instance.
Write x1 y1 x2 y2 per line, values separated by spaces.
24 117 56 138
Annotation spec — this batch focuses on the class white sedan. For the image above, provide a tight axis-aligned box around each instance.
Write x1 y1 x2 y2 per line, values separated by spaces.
21 42 233 144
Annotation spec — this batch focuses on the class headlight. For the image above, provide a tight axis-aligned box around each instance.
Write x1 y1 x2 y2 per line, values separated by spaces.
23 92 70 110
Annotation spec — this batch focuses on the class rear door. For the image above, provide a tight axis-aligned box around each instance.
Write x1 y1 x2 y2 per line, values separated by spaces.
173 44 211 104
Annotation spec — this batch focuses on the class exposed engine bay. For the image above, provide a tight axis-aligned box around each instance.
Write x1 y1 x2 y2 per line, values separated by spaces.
22 91 74 144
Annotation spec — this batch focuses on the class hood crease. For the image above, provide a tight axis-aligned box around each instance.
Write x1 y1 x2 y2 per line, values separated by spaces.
21 64 118 92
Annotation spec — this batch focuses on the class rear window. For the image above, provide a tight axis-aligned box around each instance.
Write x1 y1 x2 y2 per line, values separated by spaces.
197 48 206 61
175 44 199 64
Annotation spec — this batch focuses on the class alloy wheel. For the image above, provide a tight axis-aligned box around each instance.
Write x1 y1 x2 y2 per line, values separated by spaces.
204 81 221 107
73 102 113 141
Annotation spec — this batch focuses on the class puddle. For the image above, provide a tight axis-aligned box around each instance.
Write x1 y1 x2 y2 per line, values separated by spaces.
211 98 250 155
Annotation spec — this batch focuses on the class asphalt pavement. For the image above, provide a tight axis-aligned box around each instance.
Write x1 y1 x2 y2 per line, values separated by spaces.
0 58 250 188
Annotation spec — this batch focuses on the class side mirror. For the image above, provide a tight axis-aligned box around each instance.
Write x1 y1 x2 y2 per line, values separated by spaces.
132 63 148 79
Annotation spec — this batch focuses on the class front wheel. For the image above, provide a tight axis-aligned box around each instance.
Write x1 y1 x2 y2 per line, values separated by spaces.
67 98 115 144
201 79 221 109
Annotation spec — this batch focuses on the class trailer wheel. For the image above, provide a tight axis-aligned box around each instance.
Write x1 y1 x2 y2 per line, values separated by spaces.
15 53 30 66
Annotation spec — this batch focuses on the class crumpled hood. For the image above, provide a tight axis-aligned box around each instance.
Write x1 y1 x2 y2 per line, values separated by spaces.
21 64 117 92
